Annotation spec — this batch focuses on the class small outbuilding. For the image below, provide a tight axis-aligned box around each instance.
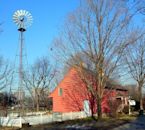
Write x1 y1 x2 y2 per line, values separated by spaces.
49 67 128 115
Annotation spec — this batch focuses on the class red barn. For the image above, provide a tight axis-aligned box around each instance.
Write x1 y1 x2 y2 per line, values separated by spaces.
49 67 128 114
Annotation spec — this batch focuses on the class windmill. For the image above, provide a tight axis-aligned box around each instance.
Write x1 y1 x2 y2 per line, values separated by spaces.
13 10 33 112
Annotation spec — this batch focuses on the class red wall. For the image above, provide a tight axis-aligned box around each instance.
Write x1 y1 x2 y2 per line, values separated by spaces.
50 68 87 112
49 68 128 113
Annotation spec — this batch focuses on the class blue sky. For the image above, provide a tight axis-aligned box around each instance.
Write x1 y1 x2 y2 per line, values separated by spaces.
0 0 79 64
0 1 144 87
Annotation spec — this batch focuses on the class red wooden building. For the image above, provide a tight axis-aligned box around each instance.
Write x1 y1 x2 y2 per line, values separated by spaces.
49 67 128 114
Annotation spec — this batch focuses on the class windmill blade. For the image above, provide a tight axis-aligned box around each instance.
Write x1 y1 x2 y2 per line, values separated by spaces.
13 10 33 29
21 10 25 15
17 10 22 16
27 15 32 20
14 10 19 16
25 11 29 16
20 10 23 15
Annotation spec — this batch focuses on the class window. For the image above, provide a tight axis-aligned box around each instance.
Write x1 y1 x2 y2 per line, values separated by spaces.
58 88 63 96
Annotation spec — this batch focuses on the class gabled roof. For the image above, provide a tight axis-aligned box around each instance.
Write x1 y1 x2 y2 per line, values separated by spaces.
105 85 128 91
49 67 79 97
49 66 127 97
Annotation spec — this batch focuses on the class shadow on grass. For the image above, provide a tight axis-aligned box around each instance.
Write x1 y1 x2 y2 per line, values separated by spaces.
111 114 145 130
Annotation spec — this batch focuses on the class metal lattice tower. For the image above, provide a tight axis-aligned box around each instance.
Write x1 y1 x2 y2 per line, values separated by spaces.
13 10 33 112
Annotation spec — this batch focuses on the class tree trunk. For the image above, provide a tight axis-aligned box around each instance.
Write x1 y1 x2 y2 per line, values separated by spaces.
36 95 40 112
139 86 143 110
36 101 39 112
97 98 102 120
45 99 48 111
90 106 97 121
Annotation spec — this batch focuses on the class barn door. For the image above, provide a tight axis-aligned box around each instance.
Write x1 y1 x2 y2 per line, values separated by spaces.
83 100 91 116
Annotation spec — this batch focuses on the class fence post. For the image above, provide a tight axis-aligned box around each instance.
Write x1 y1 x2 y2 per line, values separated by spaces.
82 111 85 118
40 113 43 124
61 113 63 121
52 113 53 122
71 112 73 120
19 116 22 128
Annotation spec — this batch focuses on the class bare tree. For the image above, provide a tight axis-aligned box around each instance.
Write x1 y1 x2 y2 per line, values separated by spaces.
125 84 139 102
51 0 143 119
125 37 145 112
23 57 56 111
0 57 12 91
